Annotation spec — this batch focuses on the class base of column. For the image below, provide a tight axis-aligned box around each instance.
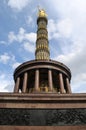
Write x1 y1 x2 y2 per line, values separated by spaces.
48 89 53 92
33 88 40 93
33 90 40 93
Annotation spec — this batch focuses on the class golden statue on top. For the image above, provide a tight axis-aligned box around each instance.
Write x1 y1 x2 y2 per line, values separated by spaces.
38 7 47 17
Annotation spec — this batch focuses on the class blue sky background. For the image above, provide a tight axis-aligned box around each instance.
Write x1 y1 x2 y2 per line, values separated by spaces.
0 0 86 93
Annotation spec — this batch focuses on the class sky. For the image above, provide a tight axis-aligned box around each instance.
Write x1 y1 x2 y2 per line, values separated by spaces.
0 0 86 93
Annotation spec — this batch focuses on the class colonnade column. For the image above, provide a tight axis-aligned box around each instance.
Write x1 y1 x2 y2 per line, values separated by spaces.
14 77 20 93
66 78 72 93
22 72 28 93
34 69 39 92
59 73 65 94
48 69 53 91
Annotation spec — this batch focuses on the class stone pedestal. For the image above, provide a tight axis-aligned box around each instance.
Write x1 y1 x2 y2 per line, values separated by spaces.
0 93 86 129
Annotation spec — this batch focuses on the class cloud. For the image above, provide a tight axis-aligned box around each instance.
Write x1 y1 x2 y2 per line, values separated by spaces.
46 0 86 15
8 55 21 70
8 0 30 11
0 52 21 71
8 28 26 43
8 32 17 43
0 53 10 64
48 18 73 40
17 28 26 42
8 27 36 43
25 32 36 43
23 42 35 53
0 41 6 45
48 19 58 40
72 81 86 93
57 18 73 38
26 16 34 27
47 0 86 41
0 73 14 92
8 27 36 53
12 62 21 69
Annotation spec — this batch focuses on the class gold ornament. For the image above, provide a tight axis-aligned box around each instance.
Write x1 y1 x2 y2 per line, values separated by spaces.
38 8 47 17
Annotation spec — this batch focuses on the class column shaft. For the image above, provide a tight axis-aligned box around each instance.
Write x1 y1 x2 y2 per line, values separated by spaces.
14 77 20 93
34 69 39 91
59 73 65 94
66 78 72 93
48 70 53 91
22 72 28 93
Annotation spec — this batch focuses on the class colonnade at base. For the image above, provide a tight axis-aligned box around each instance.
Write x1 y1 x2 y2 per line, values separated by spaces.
14 68 72 94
